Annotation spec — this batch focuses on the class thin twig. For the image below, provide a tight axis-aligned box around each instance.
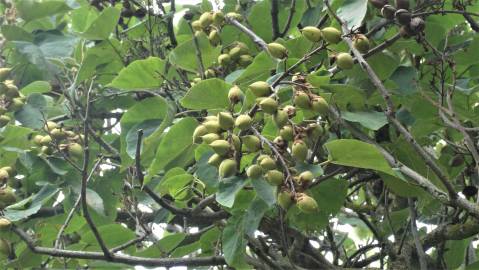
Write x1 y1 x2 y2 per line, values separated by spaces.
408 198 428 270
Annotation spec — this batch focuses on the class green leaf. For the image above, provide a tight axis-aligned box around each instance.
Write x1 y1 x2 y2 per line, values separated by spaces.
216 176 248 208
169 33 221 72
14 93 48 129
337 0 368 29
180 78 231 110
4 184 59 221
120 96 174 166
390 66 418 95
109 57 166 91
16 0 72 22
20 81 51 95
82 224 135 249
80 7 121 40
444 238 471 269
145 117 198 184
251 178 276 206
222 215 248 268
325 139 395 175
341 111 388 130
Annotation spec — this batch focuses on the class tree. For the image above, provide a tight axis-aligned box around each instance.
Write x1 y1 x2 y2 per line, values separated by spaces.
0 0 478 268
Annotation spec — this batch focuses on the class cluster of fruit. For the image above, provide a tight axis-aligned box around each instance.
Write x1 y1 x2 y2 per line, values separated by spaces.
0 68 25 128
0 219 11 258
120 0 147 19
31 121 84 159
301 26 371 69
191 11 228 47
372 0 425 37
192 76 331 213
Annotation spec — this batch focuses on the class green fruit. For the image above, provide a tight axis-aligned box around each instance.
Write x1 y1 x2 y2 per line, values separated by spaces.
267 42 288 59
246 164 263 179
296 193 319 213
273 136 286 148
311 96 329 116
0 187 16 209
0 169 9 183
353 34 370 54
302 26 322 42
308 123 324 138
0 239 10 257
242 135 261 152
201 133 221 144
0 68 11 81
8 97 24 111
228 85 244 104
321 27 342 44
193 125 208 143
381 5 396 20
218 112 235 130
336 53 354 70
208 30 221 46
0 106 7 115
41 145 53 155
192 20 202 31
283 105 296 118
277 191 293 209
2 166 13 174
232 135 241 151
0 115 10 128
235 114 252 130
68 143 83 158
292 140 308 162
5 83 19 98
226 12 243 21
208 153 223 167
298 171 314 182
273 109 289 128
265 170 284 186
0 218 11 231
44 121 58 131
280 125 294 141
294 92 311 109
212 11 225 25
199 12 213 28
32 135 42 146
218 54 231 66
203 120 221 133
228 46 243 60
204 68 216 78
259 97 278 114
259 156 276 170
249 81 271 97
219 159 237 178
50 128 67 140
209 140 231 156
238 54 253 67
395 9 411 25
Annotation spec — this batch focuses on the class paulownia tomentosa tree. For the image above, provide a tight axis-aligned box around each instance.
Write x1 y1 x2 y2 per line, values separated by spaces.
0 0 478 269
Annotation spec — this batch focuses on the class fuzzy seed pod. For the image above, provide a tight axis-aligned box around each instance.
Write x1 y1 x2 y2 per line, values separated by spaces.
8 97 24 111
226 12 243 21
228 85 244 104
193 125 208 143
265 170 284 186
203 120 221 133
273 109 289 128
0 239 10 256
409 17 425 33
267 43 288 59
191 20 202 31
50 128 67 140
219 159 237 178
208 30 221 46
294 92 311 109
201 133 221 144
321 27 342 44
246 164 263 179
259 156 277 170
33 135 44 146
298 171 314 182
44 121 58 131
242 135 261 152
0 68 11 81
307 123 324 138
199 12 213 28
68 143 83 158
296 193 319 213
238 54 253 67
292 140 308 162
311 96 329 116
235 114 252 130
218 112 235 130
336 53 354 70
0 115 10 128
212 11 225 25
283 105 296 118
210 140 231 156
277 190 293 209
40 135 52 146
280 126 294 141
0 169 8 183
302 26 322 42
259 97 278 114
218 54 231 66
249 81 271 97
0 218 11 231
0 187 16 209
208 153 223 167
353 34 370 54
